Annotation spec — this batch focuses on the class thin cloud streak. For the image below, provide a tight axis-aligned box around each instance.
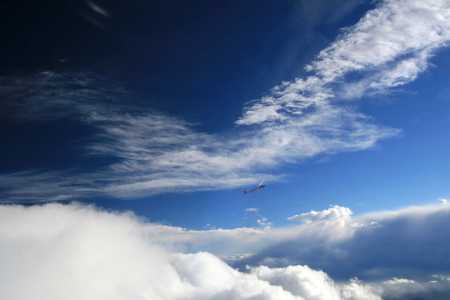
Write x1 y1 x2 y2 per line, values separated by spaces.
3 0 450 200
237 0 450 125
0 70 393 200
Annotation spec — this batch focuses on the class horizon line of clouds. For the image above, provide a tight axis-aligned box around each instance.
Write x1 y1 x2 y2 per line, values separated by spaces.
103 198 450 264
2 0 450 201
2 200 450 299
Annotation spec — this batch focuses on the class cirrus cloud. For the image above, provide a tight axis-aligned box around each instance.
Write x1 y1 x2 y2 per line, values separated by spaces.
2 0 450 201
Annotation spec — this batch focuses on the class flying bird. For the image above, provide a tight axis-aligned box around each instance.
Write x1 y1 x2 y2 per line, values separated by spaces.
243 181 266 194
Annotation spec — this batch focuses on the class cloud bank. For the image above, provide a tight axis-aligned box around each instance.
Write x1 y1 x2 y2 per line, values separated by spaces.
0 203 377 300
239 202 450 281
136 201 450 283
2 201 450 300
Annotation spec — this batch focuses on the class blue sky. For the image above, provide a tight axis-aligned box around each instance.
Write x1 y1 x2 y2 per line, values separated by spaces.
1 0 450 230
3 1 450 299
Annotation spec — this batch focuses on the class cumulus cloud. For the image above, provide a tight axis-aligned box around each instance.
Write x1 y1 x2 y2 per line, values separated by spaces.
374 275 450 300
0 203 384 300
240 202 450 282
2 202 450 299
287 205 352 224
59 201 450 284
250 265 380 300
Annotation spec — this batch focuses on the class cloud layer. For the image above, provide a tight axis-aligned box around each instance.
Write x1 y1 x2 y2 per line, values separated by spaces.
135 201 450 283
0 203 376 300
2 202 450 300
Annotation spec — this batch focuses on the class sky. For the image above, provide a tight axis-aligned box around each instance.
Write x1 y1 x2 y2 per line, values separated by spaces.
2 1 450 299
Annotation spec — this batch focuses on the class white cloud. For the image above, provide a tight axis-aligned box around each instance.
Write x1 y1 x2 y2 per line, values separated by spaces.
0 170 97 202
3 201 450 299
0 203 382 300
237 0 450 125
241 202 450 283
439 197 449 204
244 208 272 229
251 265 380 300
3 1 450 200
109 201 450 287
374 275 450 299
134 201 450 283
287 205 352 224
308 0 450 81
0 72 395 200
83 98 398 198
256 217 272 229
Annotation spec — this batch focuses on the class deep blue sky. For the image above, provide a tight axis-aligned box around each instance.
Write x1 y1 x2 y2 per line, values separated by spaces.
1 0 449 229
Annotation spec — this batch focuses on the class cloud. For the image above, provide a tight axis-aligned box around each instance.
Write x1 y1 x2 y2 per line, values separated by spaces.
245 207 272 229
86 1 110 18
0 170 100 203
3 202 450 299
134 201 450 285
237 0 450 124
439 197 449 204
3 0 450 201
287 205 352 224
250 266 380 300
374 275 450 300
0 203 384 300
240 203 450 282
307 0 450 83
84 200 450 285
256 217 272 229
0 71 393 201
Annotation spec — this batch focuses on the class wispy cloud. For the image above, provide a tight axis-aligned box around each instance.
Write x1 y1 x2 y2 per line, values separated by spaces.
0 70 392 201
245 207 272 228
237 0 450 124
0 170 96 202
3 0 450 201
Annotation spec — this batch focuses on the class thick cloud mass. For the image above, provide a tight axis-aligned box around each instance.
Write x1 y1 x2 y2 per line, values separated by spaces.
0 204 382 300
242 203 450 281
2 202 450 300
